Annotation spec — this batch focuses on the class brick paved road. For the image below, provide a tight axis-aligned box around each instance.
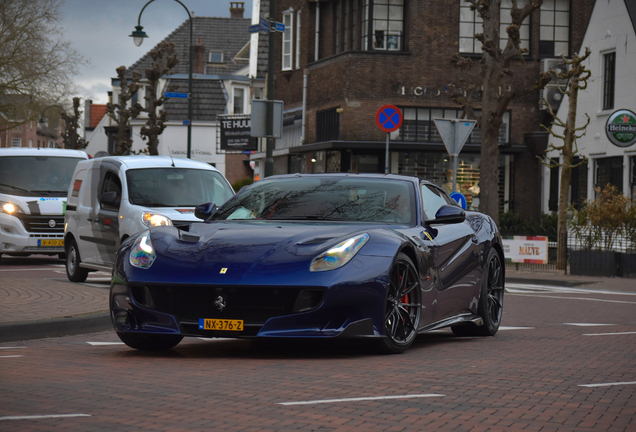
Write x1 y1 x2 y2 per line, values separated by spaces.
1 281 635 431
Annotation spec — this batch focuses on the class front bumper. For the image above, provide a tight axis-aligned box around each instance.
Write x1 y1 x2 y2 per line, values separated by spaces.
110 279 386 340
0 213 65 254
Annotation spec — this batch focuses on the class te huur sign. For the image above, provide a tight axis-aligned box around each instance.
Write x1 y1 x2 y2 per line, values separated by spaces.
220 115 258 151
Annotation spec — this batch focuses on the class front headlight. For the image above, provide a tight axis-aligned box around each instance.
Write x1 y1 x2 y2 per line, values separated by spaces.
129 231 156 269
309 233 370 272
142 212 172 227
1 202 22 215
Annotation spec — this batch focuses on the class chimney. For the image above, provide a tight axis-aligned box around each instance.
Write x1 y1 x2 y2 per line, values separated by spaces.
193 38 205 74
230 2 245 18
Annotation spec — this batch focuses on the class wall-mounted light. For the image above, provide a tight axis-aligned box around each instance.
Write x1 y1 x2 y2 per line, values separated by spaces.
336 108 344 114
311 158 317 163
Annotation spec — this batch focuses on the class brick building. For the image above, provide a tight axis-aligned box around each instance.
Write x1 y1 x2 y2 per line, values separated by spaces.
249 0 596 220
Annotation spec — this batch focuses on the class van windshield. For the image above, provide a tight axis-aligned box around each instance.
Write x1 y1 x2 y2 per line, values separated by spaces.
126 168 234 207
0 156 85 197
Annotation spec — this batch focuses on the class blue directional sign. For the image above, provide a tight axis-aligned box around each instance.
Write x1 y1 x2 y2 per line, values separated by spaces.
164 92 189 99
182 120 190 126
249 24 263 33
450 191 467 210
274 22 285 32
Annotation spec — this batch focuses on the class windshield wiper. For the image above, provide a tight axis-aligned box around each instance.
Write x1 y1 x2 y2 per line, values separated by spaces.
0 183 30 193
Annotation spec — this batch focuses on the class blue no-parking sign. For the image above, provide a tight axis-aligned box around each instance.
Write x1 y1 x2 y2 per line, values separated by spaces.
450 191 467 210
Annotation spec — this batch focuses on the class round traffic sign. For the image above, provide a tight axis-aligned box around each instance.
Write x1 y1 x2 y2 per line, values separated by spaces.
376 105 403 133
450 191 467 210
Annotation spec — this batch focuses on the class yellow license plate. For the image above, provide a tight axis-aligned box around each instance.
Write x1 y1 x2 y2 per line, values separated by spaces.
39 239 64 247
199 319 244 331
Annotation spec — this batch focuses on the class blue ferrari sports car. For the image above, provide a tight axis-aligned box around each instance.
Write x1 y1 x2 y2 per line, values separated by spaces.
110 173 505 353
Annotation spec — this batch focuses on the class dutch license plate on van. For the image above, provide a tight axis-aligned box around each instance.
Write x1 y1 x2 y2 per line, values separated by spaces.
198 319 244 331
38 239 64 247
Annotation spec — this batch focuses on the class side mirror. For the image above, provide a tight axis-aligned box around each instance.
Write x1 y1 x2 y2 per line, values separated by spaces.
426 204 465 225
195 202 218 220
100 191 119 206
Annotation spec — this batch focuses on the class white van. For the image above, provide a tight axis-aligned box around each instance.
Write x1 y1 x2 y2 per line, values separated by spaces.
64 155 235 281
0 148 89 261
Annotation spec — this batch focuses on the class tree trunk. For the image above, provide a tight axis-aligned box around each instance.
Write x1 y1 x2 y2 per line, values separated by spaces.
479 60 503 226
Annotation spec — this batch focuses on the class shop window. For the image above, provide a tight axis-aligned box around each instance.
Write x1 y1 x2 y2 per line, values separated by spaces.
602 52 616 111
282 11 293 71
539 0 570 57
595 156 622 194
631 157 636 203
459 0 530 54
548 158 559 212
398 107 510 146
571 157 587 209
361 0 404 51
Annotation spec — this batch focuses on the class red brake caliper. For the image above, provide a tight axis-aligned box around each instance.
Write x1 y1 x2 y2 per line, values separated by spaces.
399 274 409 322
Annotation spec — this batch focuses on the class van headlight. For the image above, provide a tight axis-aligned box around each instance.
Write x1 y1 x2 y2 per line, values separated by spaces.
142 212 172 227
1 202 22 215
309 233 369 272
129 231 156 269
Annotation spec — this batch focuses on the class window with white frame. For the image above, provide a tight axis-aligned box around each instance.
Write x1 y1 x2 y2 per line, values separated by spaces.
459 0 530 54
539 0 570 57
361 0 404 51
233 87 245 114
282 11 293 71
11 137 21 147
295 10 301 69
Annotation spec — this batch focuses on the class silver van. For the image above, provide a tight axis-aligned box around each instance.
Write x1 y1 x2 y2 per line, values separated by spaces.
0 148 89 261
64 155 234 281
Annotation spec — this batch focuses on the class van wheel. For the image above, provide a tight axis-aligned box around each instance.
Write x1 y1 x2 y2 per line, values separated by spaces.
66 239 89 282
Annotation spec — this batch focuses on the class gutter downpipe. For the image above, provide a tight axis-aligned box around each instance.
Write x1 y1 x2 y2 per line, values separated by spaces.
301 70 308 144
314 3 320 62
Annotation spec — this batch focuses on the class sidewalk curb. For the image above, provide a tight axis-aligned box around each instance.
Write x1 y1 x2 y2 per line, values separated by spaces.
0 311 111 343
506 277 601 287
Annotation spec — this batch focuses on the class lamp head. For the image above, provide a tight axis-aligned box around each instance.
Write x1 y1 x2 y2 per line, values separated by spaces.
130 25 148 47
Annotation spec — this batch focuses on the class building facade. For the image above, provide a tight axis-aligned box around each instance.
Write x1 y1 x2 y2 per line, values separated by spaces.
543 0 636 211
249 0 595 220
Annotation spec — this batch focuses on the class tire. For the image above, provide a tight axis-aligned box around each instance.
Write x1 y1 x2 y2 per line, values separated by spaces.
378 252 422 354
452 248 504 337
65 238 89 283
117 332 183 351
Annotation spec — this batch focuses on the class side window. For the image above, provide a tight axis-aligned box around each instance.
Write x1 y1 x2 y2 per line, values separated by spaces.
101 171 122 211
421 184 453 220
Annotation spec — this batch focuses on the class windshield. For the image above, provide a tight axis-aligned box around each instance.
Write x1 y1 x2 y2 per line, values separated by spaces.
126 167 234 207
212 177 417 224
0 156 84 197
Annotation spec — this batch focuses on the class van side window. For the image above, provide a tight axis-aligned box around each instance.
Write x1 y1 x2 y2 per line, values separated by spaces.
101 172 122 211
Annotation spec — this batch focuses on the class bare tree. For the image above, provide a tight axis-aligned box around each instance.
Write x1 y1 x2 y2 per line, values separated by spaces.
60 97 88 149
448 0 551 225
541 47 591 270
139 42 179 155
0 0 86 130
106 66 143 155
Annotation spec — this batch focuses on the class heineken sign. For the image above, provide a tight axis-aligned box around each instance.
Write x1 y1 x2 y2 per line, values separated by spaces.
605 109 636 148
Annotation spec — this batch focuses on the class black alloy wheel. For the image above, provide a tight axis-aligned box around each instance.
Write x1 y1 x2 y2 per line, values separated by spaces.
117 332 183 351
65 238 89 283
379 252 422 354
452 248 504 337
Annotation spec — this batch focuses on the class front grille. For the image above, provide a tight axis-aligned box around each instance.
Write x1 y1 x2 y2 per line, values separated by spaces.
20 215 65 234
133 284 324 325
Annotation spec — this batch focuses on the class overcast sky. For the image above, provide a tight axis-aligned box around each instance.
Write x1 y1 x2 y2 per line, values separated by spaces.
59 0 254 104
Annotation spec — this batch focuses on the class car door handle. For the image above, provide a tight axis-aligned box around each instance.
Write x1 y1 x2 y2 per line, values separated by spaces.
87 218 94 222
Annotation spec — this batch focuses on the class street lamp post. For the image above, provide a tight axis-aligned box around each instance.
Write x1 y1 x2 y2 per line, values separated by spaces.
130 0 193 159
